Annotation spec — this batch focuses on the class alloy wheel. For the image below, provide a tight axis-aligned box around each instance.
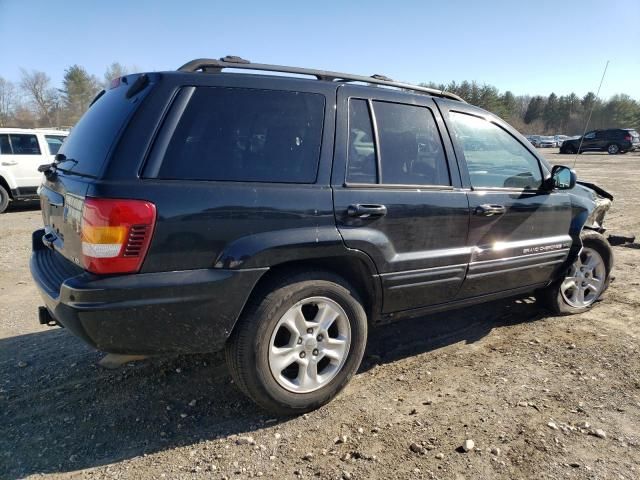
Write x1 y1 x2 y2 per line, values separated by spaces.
560 247 606 308
268 296 351 393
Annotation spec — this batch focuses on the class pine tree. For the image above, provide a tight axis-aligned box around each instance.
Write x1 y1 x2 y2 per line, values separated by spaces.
60 65 101 125
524 96 545 124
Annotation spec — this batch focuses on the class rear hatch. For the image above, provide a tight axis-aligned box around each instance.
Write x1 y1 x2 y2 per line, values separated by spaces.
39 74 154 268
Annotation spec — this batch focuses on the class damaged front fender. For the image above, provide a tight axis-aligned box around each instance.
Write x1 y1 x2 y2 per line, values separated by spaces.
571 181 613 233
547 180 613 285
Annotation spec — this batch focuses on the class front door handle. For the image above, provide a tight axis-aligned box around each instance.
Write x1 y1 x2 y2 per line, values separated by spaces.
474 204 506 217
1 161 18 166
347 204 387 218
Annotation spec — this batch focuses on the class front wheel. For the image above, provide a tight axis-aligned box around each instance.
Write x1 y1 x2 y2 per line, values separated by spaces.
225 271 367 415
536 231 612 314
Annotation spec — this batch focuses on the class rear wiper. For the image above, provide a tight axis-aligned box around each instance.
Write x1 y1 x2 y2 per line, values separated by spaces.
54 153 78 166
38 162 56 175
39 154 78 177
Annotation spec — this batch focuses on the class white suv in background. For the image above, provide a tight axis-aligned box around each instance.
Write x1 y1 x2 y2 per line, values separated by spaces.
0 128 68 213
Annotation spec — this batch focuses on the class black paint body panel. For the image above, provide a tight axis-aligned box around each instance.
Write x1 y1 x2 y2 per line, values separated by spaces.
31 230 265 354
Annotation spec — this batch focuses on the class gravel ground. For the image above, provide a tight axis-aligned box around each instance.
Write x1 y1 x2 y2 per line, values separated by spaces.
1 150 639 480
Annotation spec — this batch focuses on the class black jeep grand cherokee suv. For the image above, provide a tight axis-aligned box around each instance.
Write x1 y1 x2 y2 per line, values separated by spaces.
31 57 614 414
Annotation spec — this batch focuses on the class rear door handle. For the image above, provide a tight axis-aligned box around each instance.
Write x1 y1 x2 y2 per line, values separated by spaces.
474 204 506 217
347 204 387 218
1 161 18 166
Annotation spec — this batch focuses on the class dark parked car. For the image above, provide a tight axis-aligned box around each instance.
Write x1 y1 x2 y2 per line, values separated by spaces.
31 57 614 414
560 128 640 154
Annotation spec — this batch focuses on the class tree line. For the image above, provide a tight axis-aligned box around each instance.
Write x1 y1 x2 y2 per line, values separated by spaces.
421 80 640 135
0 63 132 128
1 64 639 135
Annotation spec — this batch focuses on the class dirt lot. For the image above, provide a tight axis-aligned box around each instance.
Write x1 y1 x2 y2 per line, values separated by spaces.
1 150 639 480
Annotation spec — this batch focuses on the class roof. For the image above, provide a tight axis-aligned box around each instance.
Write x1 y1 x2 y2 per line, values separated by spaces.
178 56 466 103
0 128 69 135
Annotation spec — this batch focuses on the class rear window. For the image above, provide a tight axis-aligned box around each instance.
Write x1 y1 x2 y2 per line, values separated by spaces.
158 87 325 183
57 79 147 177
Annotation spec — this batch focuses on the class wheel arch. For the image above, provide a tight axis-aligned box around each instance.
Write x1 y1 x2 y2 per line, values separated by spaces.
550 192 612 284
235 252 382 334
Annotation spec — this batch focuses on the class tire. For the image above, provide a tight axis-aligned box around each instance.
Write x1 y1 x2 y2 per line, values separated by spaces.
565 145 576 154
225 270 368 415
536 230 613 315
0 184 10 214
607 143 620 155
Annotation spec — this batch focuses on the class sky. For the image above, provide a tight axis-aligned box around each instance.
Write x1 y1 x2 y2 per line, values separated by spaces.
1 0 638 100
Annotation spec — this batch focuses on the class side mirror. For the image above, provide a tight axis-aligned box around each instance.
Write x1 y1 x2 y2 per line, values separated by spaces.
549 165 576 190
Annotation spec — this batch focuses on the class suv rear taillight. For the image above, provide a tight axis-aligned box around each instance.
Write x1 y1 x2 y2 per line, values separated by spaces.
81 198 156 274
624 134 632 141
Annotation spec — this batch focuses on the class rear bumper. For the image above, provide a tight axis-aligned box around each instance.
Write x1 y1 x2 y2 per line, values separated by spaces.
30 229 266 355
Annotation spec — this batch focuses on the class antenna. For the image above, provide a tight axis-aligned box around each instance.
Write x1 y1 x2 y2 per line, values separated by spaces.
573 60 609 168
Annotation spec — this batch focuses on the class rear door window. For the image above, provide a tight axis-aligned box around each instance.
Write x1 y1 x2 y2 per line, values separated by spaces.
8 134 41 155
0 135 10 154
373 101 449 186
158 87 325 183
347 99 377 184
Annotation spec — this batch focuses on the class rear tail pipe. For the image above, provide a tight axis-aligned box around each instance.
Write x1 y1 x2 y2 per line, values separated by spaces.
38 306 59 327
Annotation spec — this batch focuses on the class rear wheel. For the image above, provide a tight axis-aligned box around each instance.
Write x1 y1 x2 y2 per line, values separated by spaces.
225 270 367 415
536 231 612 314
607 143 620 154
0 185 10 214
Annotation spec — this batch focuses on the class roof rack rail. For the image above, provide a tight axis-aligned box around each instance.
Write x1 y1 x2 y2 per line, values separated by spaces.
177 57 465 103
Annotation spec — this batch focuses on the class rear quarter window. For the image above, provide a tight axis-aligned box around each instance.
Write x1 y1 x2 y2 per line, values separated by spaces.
157 87 325 183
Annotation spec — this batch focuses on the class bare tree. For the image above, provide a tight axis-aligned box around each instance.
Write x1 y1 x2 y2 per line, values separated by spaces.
0 77 17 127
19 69 59 126
103 62 129 88
12 104 37 128
103 62 139 88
